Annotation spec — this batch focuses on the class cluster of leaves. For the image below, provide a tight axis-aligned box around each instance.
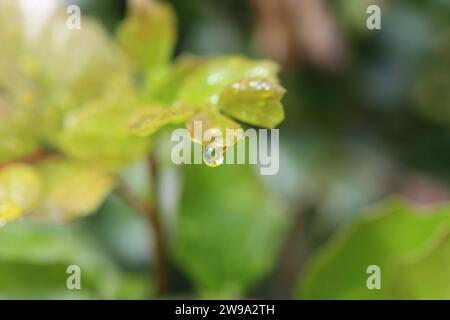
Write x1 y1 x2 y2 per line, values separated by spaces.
0 0 285 224
0 0 288 299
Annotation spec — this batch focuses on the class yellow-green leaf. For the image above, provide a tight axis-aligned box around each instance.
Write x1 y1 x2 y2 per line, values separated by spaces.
58 90 152 171
218 78 285 128
144 55 202 104
117 0 177 71
0 164 41 223
176 56 280 106
35 158 116 221
186 111 244 147
130 105 194 137
0 200 23 225
386 229 450 299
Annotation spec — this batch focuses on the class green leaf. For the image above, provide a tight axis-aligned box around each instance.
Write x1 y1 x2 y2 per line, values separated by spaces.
130 105 193 137
144 56 203 104
218 78 285 128
186 110 243 147
30 16 129 110
0 201 22 225
174 163 287 297
0 2 130 143
0 164 41 223
176 56 280 107
33 158 116 221
58 90 152 171
386 230 450 299
297 199 450 299
0 221 130 299
0 95 41 163
0 125 40 164
117 0 177 71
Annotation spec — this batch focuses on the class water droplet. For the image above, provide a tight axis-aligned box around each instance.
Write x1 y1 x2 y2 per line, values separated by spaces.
203 144 224 167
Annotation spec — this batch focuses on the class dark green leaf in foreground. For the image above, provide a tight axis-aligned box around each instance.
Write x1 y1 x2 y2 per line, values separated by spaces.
0 221 146 299
174 163 287 297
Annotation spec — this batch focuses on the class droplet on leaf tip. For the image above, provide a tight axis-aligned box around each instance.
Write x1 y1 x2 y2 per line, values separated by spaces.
203 144 225 167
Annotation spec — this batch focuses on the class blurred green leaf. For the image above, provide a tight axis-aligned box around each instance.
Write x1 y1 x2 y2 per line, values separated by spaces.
34 158 116 221
298 199 450 299
0 1 130 150
0 221 144 299
414 39 450 125
0 164 41 223
130 104 193 137
144 56 202 104
117 0 177 71
186 110 243 147
174 163 287 297
58 89 152 171
386 230 450 299
0 97 41 163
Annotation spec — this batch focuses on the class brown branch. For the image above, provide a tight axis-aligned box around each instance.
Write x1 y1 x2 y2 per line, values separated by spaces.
117 155 168 298
0 148 55 170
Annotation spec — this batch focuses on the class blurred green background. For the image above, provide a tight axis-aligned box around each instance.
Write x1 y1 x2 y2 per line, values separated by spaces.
0 0 449 299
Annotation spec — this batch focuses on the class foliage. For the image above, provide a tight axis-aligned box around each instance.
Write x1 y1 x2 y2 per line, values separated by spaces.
0 0 285 222
175 163 286 297
0 0 286 299
1 0 448 301
298 199 450 299
0 221 146 299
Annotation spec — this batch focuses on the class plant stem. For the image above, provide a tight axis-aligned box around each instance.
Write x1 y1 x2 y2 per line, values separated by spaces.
117 154 168 298
0 148 55 170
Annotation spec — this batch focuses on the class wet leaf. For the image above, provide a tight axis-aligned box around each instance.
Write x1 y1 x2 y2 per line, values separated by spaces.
218 78 285 128
176 56 280 106
186 111 244 147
